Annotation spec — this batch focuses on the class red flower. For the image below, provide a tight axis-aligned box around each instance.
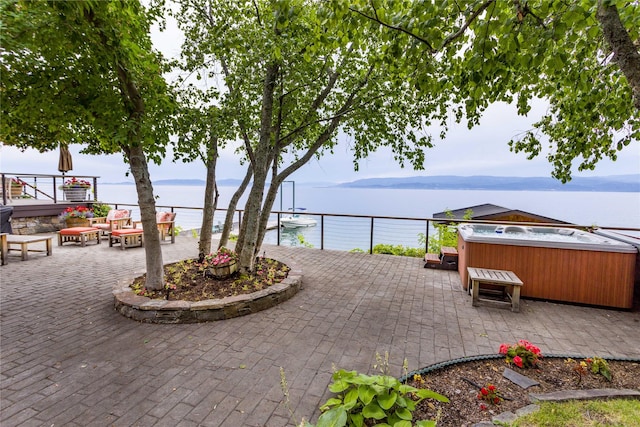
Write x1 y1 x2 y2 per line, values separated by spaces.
488 384 496 392
513 356 524 368
480 388 489 396
498 343 510 355
479 403 487 411
493 397 500 404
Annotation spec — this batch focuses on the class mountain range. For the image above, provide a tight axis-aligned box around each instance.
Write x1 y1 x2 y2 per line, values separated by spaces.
107 175 639 192
336 174 640 192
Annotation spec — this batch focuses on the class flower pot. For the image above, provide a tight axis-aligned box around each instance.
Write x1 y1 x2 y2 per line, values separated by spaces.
65 217 91 228
10 184 23 197
64 188 88 202
208 260 238 279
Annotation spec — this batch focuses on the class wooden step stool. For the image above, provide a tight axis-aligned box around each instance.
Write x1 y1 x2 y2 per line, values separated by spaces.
109 229 144 250
467 267 523 312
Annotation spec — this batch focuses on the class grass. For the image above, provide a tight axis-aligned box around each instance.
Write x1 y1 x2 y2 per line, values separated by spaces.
510 399 640 426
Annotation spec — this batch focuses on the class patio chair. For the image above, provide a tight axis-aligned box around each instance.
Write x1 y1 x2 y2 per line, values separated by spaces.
133 211 177 244
88 209 132 238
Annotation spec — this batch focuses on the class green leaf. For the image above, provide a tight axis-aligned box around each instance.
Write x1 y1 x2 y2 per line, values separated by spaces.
362 402 386 420
320 397 343 410
392 421 411 427
343 388 359 410
395 407 412 420
348 413 364 427
329 378 351 393
358 385 376 405
377 391 397 410
416 421 437 427
403 398 416 411
414 389 449 402
316 407 348 427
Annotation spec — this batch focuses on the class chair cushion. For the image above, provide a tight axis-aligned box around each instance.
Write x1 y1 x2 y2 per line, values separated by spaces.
157 212 174 223
60 227 99 235
112 229 143 237
107 209 130 221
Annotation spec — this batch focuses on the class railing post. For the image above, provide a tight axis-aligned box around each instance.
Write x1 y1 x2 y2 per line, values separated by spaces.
425 219 430 253
320 215 324 250
277 212 281 246
93 177 98 201
369 217 374 254
53 177 58 203
1 173 6 205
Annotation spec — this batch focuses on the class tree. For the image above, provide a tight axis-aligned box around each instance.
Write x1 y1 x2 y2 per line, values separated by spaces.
344 0 639 182
169 0 449 273
171 83 239 256
1 0 174 290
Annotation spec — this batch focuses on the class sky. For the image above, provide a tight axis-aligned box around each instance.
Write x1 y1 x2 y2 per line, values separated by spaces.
2 8 639 185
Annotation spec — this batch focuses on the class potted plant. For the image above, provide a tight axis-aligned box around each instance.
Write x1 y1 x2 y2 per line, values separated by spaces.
202 247 238 279
60 177 91 201
10 178 25 197
59 205 94 228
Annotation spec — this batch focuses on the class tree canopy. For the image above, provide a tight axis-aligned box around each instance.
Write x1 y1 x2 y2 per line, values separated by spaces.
1 0 175 289
167 0 455 271
341 0 639 181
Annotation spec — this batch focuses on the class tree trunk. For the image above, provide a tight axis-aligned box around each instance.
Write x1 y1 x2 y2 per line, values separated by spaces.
198 140 218 256
235 62 279 273
235 160 269 273
123 145 164 290
219 165 252 249
597 1 640 110
255 174 283 255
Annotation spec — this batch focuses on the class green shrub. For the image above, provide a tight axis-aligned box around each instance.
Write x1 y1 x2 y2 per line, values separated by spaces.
91 202 112 217
426 209 473 254
372 244 425 258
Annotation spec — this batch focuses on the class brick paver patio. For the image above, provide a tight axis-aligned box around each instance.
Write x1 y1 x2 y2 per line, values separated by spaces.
1 233 639 426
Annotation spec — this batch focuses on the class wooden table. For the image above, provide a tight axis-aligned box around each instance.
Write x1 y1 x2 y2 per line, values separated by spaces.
5 234 53 261
467 267 523 312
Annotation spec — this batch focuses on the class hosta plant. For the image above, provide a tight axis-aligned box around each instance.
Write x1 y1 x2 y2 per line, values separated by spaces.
316 369 448 427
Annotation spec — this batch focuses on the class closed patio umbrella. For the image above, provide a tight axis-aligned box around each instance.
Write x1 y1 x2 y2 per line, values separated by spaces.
58 143 73 175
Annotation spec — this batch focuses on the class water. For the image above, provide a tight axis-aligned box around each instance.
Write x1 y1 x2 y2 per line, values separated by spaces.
95 184 640 251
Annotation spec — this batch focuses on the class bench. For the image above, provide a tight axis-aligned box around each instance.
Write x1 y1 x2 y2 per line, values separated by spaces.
108 229 144 250
58 227 101 247
1 233 6 265
5 234 53 261
467 267 523 312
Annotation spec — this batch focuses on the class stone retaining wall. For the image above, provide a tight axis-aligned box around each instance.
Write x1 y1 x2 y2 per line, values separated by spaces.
10 215 63 235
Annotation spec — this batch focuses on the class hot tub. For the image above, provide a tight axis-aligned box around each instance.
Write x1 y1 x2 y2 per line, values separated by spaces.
457 223 638 308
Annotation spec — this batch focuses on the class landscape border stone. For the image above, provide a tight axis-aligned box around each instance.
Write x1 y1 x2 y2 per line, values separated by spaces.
113 262 302 324
530 388 640 402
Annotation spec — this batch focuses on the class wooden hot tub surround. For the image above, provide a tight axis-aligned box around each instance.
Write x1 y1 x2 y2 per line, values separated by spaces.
457 225 637 309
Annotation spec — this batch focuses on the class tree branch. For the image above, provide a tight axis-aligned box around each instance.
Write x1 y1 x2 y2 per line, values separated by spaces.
348 4 435 53
597 0 640 110
441 0 495 50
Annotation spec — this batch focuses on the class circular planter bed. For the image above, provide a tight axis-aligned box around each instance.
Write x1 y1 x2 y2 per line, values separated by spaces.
113 260 302 324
